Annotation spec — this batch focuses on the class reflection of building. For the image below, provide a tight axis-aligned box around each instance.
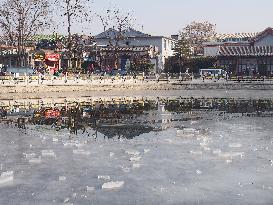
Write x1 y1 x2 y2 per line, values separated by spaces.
95 28 177 72
204 28 273 76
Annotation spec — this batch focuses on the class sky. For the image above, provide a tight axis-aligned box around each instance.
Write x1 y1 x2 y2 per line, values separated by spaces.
63 0 273 37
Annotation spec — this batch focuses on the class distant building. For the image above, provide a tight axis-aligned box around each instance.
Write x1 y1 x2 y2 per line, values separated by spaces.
204 28 273 76
95 28 177 73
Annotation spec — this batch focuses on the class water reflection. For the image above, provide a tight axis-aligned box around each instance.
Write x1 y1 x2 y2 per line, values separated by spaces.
1 97 273 138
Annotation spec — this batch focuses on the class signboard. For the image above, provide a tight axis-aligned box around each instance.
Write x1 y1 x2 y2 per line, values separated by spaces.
45 53 60 61
34 54 44 61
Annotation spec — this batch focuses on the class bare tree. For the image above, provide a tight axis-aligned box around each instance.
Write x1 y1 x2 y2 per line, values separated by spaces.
56 0 92 71
97 7 134 69
180 21 216 56
0 0 51 67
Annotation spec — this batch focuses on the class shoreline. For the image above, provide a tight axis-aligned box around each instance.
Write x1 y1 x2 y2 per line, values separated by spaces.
1 80 273 101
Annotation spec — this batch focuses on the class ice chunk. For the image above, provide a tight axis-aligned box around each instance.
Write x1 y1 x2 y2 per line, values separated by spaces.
218 152 244 159
102 181 124 190
52 138 58 142
132 164 141 168
202 147 211 151
229 143 242 148
121 167 130 173
144 149 150 154
130 156 141 162
73 150 90 156
190 151 203 155
183 128 196 133
110 152 115 158
226 159 232 164
213 149 222 155
196 170 202 175
63 197 69 203
98 175 110 180
29 156 42 164
41 150 56 158
177 129 195 138
0 171 14 184
125 150 140 156
64 142 76 148
86 186 95 192
59 176 66 181
24 153 36 159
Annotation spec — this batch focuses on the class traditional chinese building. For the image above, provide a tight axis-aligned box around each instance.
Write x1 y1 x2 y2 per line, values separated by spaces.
204 28 273 76
95 28 176 73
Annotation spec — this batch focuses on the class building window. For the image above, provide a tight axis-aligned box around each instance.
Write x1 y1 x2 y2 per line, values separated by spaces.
164 39 167 50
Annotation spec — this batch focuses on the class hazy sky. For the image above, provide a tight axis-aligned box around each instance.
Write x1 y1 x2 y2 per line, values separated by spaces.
67 0 273 37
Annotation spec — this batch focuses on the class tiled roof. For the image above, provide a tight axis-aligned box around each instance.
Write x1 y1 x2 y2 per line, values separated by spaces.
99 46 153 52
216 33 258 41
219 46 273 56
95 28 150 39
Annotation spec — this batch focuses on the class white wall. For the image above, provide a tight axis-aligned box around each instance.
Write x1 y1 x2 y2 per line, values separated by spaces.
95 36 176 71
204 46 220 57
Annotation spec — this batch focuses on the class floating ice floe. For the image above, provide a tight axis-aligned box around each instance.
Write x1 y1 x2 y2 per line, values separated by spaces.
98 175 110 180
218 152 244 159
73 149 90 156
177 128 198 138
125 150 140 156
196 169 202 175
41 150 56 158
102 181 124 190
63 142 75 148
190 151 203 155
0 171 14 184
29 156 42 164
144 149 150 154
86 186 95 192
130 156 141 162
228 143 242 148
109 152 115 158
202 147 211 151
226 159 232 164
132 164 141 168
24 153 36 159
59 176 66 181
63 197 70 203
52 138 58 142
121 167 130 173
212 149 222 155
64 140 86 148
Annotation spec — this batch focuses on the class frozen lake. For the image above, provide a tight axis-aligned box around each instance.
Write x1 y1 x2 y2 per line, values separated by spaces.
0 100 273 205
